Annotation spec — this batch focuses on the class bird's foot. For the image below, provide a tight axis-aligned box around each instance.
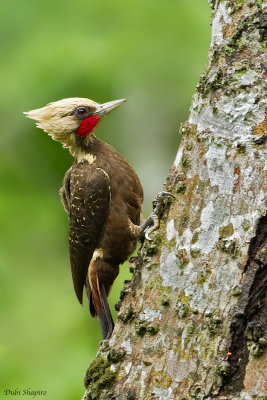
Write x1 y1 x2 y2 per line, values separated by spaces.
140 191 174 241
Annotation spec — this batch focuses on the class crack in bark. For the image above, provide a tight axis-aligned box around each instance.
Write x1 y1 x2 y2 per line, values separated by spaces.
220 213 267 395
244 213 267 274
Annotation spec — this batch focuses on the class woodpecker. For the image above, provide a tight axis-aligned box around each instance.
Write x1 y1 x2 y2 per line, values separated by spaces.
25 97 143 340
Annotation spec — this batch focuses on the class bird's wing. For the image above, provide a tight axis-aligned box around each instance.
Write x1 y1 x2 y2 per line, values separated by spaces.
59 167 72 213
68 162 111 304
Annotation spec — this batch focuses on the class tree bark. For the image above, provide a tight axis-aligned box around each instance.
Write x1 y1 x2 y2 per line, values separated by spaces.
83 1 267 399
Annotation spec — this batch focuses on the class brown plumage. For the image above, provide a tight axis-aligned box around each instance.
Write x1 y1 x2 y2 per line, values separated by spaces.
25 97 143 339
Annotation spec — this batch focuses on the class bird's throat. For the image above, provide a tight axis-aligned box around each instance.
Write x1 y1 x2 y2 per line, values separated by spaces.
77 115 101 137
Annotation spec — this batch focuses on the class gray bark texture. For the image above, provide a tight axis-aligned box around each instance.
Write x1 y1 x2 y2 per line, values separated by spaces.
83 1 267 399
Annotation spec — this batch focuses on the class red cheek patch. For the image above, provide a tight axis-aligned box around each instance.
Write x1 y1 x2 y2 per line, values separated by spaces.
77 115 100 137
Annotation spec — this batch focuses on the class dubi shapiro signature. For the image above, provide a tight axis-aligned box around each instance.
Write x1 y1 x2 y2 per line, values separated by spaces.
3 389 47 398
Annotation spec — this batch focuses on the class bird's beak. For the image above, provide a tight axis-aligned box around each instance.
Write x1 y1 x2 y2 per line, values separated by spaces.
95 99 127 117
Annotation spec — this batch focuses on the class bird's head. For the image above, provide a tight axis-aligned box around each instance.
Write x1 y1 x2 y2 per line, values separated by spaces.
24 97 126 154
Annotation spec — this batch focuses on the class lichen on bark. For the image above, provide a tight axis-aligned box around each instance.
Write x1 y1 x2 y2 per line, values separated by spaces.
83 1 267 399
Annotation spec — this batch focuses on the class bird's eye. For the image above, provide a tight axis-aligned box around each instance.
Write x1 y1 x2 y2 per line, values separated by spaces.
75 106 89 118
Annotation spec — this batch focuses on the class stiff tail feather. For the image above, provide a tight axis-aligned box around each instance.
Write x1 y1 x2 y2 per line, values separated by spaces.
99 282 114 340
85 273 114 340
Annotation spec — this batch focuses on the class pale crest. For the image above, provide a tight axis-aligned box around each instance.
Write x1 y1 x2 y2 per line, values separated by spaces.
24 98 100 151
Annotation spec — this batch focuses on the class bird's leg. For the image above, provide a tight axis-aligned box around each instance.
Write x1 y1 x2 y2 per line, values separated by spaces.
139 191 174 241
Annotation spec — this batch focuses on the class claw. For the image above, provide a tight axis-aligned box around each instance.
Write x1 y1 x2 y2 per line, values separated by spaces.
141 191 174 241
152 191 175 212
145 213 160 240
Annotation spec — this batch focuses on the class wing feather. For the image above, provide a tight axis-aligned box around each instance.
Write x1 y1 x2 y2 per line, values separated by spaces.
68 163 110 304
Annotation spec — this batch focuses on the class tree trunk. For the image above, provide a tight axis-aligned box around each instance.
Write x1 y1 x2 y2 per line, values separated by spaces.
83 1 267 399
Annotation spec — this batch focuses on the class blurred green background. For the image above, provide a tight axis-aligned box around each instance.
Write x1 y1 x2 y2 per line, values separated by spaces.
0 1 210 399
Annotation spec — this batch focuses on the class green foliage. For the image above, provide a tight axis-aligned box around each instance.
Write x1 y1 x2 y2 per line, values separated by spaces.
0 0 210 399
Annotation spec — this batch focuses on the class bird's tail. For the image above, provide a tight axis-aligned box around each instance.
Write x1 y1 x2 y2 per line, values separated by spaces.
99 282 114 340
86 260 117 340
